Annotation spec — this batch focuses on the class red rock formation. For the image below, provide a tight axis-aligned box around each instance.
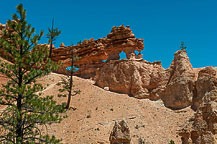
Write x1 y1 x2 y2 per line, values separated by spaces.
96 49 199 109
95 48 217 111
51 25 144 78
179 88 217 144
96 59 168 100
160 49 196 109
192 66 217 110
109 120 131 144
1 22 217 112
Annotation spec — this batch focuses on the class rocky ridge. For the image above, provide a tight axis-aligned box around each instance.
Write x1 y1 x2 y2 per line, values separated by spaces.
51 25 144 77
96 48 216 111
1 22 217 143
1 22 216 110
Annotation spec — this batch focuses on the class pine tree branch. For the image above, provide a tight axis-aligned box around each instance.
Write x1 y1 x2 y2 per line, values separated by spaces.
0 94 18 101
24 72 44 85
0 136 14 143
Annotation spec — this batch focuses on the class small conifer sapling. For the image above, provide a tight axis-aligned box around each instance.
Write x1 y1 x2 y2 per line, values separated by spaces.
57 43 80 109
46 18 61 58
180 41 187 50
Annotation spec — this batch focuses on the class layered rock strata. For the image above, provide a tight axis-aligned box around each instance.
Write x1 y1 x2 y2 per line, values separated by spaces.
96 49 197 109
1 22 217 111
0 24 144 77
96 49 217 110
51 25 144 78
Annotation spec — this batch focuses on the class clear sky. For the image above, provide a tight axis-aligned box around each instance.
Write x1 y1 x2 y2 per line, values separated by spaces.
0 0 216 68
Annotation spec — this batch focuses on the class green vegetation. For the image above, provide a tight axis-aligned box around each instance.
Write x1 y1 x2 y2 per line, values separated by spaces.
179 41 187 50
169 140 175 144
57 44 80 109
46 18 61 58
0 4 66 143
135 125 139 129
138 137 145 144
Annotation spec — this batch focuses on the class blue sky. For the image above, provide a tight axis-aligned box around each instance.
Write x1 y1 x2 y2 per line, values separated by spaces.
0 0 216 68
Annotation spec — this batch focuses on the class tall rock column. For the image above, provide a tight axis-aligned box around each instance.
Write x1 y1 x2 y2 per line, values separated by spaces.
161 49 196 109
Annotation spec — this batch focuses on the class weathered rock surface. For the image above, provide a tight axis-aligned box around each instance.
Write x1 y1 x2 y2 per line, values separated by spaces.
51 25 144 77
179 88 217 144
0 24 144 78
96 59 168 100
96 49 200 110
160 49 196 109
192 66 217 110
109 120 131 144
1 21 217 111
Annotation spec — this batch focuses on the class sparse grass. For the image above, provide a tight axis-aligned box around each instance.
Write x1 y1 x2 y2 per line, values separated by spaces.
138 137 145 144
138 137 151 144
169 140 175 144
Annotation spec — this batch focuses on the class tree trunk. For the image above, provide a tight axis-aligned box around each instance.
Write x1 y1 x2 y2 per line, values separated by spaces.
16 93 23 143
65 47 74 109
16 45 23 143
49 41 53 58
49 18 54 58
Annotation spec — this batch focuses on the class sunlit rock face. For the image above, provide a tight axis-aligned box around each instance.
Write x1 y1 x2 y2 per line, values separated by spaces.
51 25 144 78
96 59 168 100
160 49 196 109
95 48 217 111
109 120 131 144
179 88 217 144
95 49 195 109
1 22 217 112
192 66 217 110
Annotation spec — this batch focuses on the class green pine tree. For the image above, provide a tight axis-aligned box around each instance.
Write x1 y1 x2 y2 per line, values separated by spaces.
46 18 61 58
57 44 80 109
180 41 187 50
0 4 66 143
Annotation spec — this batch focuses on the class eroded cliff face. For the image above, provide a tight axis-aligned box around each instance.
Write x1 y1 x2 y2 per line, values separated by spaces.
95 48 217 111
51 25 144 78
1 22 217 143
95 49 192 109
1 22 216 111
96 59 168 100
193 66 217 110
179 88 217 144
